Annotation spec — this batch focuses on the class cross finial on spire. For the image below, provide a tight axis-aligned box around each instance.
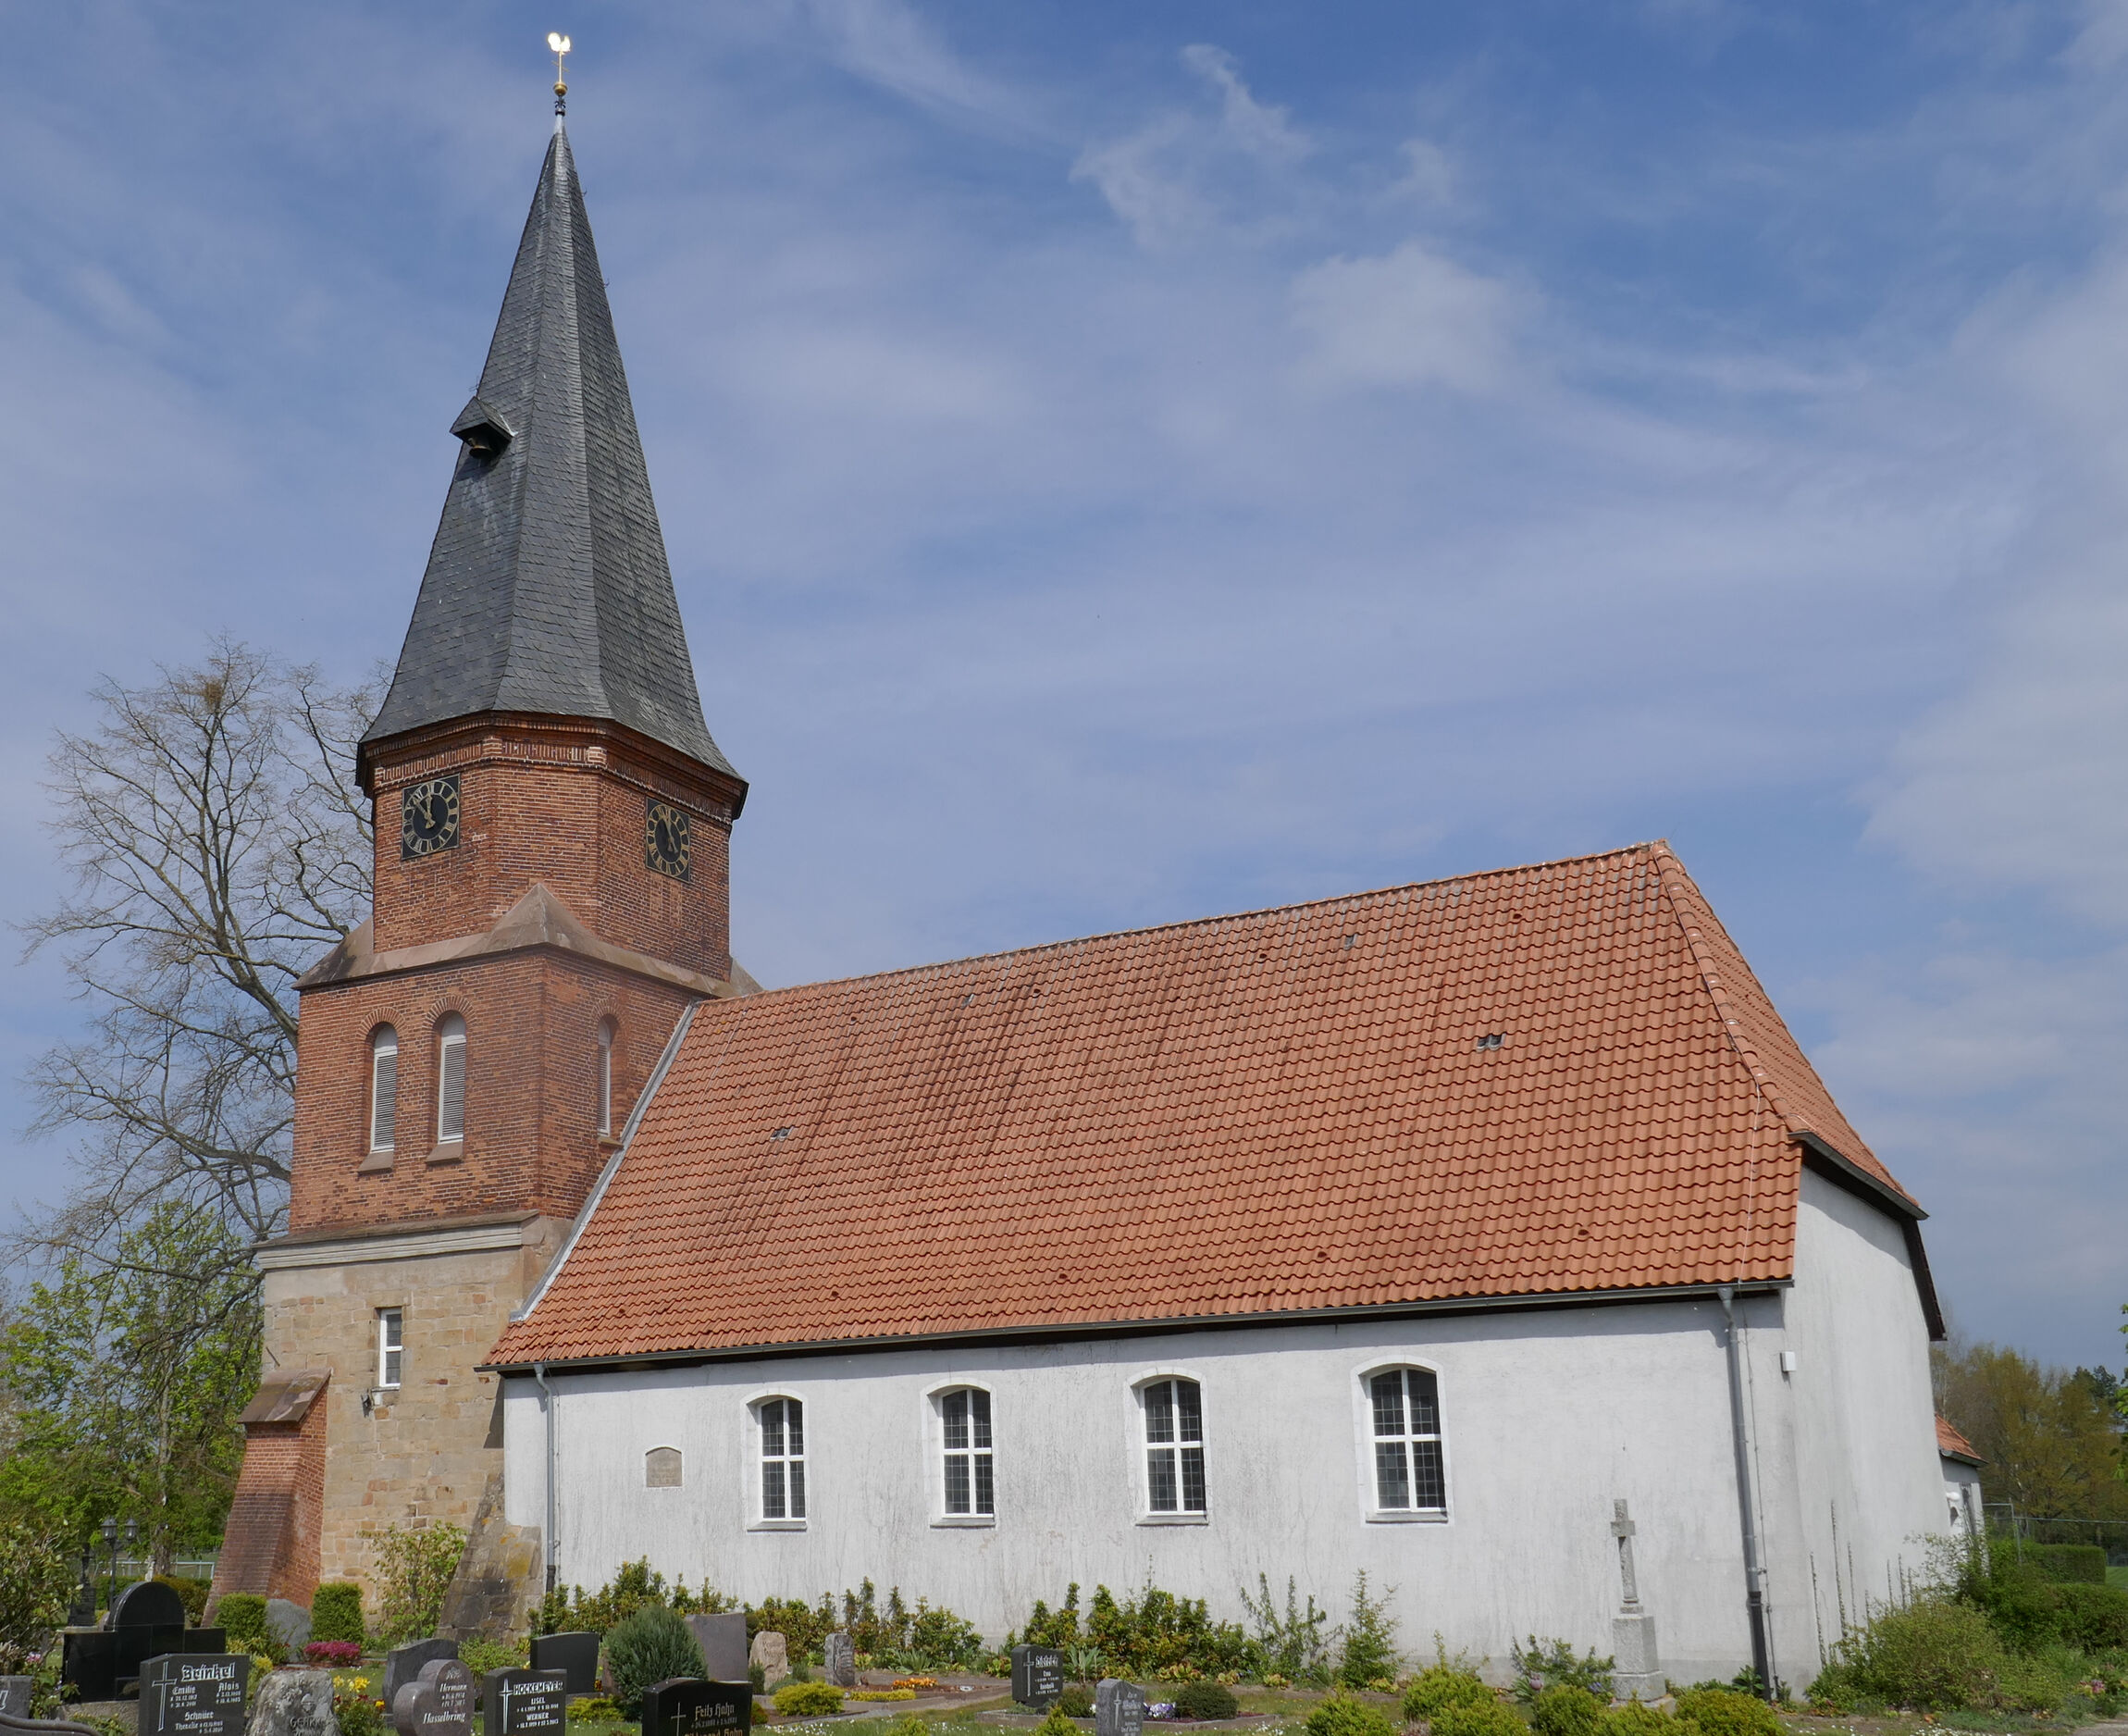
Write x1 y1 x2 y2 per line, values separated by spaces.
548 31 572 118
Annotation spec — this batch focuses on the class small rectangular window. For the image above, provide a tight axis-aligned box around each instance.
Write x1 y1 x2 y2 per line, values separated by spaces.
377 1308 402 1390
1371 1368 1446 1512
760 1397 806 1520
1144 1378 1205 1514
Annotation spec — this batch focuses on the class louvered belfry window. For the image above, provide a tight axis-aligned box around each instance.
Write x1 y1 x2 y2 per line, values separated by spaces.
368 1028 398 1153
1370 1368 1446 1511
437 1014 466 1143
597 1018 616 1135
760 1397 807 1519
1143 1378 1206 1513
941 1388 994 1516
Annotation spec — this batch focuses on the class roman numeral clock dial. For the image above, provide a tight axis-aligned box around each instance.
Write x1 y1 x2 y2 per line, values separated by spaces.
645 798 692 882
400 775 462 860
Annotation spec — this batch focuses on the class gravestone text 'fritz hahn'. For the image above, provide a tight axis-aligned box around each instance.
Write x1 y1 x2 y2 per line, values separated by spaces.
641 1678 751 1736
1096 1679 1146 1736
483 1670 569 1736
1010 1646 1064 1711
140 1654 250 1736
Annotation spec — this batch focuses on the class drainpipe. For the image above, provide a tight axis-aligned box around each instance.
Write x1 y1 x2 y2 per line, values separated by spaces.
533 1363 558 1596
1717 1286 1775 1697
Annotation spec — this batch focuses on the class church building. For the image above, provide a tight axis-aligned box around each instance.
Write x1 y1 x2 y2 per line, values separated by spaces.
217 102 1951 1694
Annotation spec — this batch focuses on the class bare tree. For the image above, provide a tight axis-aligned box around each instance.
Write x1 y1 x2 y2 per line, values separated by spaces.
19 640 377 1260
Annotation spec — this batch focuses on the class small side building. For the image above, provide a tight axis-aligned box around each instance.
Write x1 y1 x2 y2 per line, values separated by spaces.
1936 1415 1986 1537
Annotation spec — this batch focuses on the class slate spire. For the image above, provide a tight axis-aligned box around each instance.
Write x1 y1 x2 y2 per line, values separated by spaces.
363 117 736 782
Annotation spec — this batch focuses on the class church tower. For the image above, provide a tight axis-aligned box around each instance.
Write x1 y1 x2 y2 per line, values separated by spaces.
212 103 747 1627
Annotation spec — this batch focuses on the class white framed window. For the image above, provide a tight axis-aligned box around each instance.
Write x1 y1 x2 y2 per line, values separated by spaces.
758 1397 807 1519
596 1018 616 1136
1369 1367 1445 1512
1142 1378 1206 1514
368 1028 398 1153
377 1308 403 1389
436 1014 466 1143
940 1387 994 1516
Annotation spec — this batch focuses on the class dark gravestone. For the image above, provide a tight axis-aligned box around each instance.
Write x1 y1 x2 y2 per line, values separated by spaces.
641 1679 750 1736
682 1616 748 1685
60 1631 117 1703
527 1634 600 1699
821 1633 856 1691
1010 1646 1064 1711
109 1582 188 1633
483 1670 567 1736
141 1653 249 1736
392 1658 476 1736
0 1678 32 1718
1096 1680 1145 1736
385 1642 462 1713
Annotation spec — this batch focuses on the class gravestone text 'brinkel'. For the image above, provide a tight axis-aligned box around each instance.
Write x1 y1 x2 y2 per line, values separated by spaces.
140 1653 248 1736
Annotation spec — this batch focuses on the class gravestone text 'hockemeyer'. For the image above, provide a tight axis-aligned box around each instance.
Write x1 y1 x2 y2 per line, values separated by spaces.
1010 1646 1064 1710
641 1678 751 1736
484 1670 569 1736
140 1654 250 1736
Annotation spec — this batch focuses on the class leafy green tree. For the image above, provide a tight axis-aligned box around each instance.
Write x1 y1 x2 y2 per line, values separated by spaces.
1934 1337 2128 1519
0 1204 259 1568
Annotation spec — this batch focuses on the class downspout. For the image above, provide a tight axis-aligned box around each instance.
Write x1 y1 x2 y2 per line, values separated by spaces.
534 1362 557 1596
1717 1286 1775 1696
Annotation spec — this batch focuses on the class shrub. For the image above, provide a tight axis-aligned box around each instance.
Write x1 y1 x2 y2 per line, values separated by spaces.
1431 1697 1527 1736
1510 1641 1613 1706
155 1576 213 1628
2054 1581 2128 1651
312 1584 365 1647
1036 1710 1081 1736
1670 1689 1779 1736
1404 1668 1494 1723
604 1605 707 1720
1831 1596 2005 1712
774 1682 846 1716
460 1638 529 1678
1531 1685 1603 1736
333 1671 383 1736
1174 1681 1239 1720
1303 1692 1400 1736
1058 1685 1096 1717
216 1593 272 1653
1602 1705 1677 1736
566 1699 622 1724
308 1643 365 1668
372 1523 467 1645
0 1524 73 1671
1072 1583 1252 1680
1335 1574 1399 1690
1242 1575 1331 1686
2029 1545 2108 1585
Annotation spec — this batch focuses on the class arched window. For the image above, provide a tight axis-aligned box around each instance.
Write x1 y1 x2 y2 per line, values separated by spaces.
757 1396 807 1519
940 1387 993 1516
1142 1378 1205 1514
1369 1368 1446 1513
645 1445 683 1489
597 1018 616 1135
436 1014 467 1144
368 1028 398 1154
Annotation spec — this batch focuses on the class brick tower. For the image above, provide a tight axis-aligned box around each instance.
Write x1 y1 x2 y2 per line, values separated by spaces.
212 104 748 1629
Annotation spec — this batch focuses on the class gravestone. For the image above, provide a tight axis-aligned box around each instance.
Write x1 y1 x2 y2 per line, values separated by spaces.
682 1616 748 1685
65 1581 221 1701
1010 1646 1064 1711
528 1635 600 1699
0 1678 33 1718
482 1669 567 1736
110 1582 188 1632
392 1658 476 1736
745 1633 786 1685
821 1633 857 1691
140 1653 249 1736
641 1679 750 1736
250 1669 337 1736
1609 1499 1663 1701
385 1642 462 1713
266 1602 313 1655
1096 1680 1145 1736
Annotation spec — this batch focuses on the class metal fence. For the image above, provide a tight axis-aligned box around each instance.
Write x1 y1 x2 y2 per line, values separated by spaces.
1982 1504 2128 1567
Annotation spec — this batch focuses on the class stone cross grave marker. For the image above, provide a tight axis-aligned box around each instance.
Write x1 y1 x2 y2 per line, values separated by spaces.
528 1634 600 1699
393 1657 477 1736
822 1633 857 1690
642 1678 751 1736
684 1615 749 1684
1609 1498 1664 1701
483 1669 569 1736
1096 1679 1145 1736
1010 1646 1064 1711
140 1653 249 1736
385 1642 462 1713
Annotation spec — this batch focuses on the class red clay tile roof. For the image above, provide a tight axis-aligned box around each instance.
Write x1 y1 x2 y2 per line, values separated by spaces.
1936 1414 1985 1465
491 841 1914 1366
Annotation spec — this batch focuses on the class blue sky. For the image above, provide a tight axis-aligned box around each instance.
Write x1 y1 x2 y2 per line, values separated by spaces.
2 2 2123 1368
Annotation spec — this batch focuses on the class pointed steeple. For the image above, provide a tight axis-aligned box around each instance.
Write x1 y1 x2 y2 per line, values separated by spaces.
363 118 736 785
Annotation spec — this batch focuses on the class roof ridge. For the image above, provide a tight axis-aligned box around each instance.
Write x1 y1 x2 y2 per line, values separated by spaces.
736 840 1667 1004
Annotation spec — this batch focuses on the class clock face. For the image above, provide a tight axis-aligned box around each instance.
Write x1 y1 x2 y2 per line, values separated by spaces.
400 775 462 860
645 798 692 883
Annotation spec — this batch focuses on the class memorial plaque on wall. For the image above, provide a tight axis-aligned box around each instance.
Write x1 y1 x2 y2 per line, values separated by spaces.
528 1634 600 1699
140 1653 250 1736
484 1669 568 1736
642 1678 750 1736
1096 1680 1145 1736
393 1658 476 1736
1010 1646 1065 1710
